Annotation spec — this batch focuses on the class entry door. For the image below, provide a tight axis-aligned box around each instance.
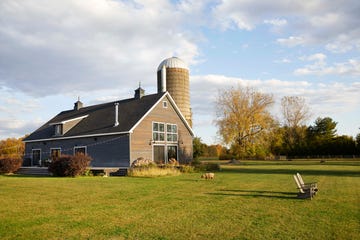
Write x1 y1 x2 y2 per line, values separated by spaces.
153 145 165 164
32 149 41 166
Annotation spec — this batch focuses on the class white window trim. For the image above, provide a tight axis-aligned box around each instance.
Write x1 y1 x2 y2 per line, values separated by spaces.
74 146 87 155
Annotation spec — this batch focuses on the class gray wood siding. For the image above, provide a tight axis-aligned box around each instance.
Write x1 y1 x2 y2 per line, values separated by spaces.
24 134 130 167
131 95 193 164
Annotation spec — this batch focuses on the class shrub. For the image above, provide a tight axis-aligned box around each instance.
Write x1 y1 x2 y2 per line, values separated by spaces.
195 162 221 172
48 154 92 177
191 158 202 167
204 163 221 171
168 158 179 166
128 166 180 177
0 157 23 174
179 165 195 173
131 157 156 168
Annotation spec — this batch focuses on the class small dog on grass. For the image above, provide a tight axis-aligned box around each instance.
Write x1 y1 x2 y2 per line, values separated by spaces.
201 172 215 179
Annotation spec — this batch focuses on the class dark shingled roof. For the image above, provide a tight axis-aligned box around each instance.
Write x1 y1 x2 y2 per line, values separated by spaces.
24 92 166 141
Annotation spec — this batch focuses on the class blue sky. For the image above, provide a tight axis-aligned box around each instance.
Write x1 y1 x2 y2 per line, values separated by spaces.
0 0 359 144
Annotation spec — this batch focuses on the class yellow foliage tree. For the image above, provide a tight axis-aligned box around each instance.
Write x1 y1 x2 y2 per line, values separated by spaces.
215 86 275 158
0 137 25 159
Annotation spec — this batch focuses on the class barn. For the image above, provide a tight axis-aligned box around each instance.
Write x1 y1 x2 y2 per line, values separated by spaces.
23 57 194 169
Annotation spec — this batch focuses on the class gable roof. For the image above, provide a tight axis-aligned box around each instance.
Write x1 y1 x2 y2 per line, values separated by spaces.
24 92 194 142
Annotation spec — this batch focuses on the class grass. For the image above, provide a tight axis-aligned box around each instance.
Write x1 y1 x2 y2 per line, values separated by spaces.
0 160 359 239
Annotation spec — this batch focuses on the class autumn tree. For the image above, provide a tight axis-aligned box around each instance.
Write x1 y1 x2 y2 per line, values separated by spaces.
281 96 311 155
0 137 25 159
281 96 310 127
215 86 275 158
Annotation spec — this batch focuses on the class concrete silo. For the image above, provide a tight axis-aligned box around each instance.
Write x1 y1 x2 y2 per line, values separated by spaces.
157 57 192 127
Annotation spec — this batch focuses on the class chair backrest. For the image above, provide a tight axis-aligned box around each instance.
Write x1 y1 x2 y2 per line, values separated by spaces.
296 173 305 185
293 175 304 193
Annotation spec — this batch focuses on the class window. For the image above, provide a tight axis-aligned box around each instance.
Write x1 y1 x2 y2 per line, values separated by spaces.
74 146 87 155
153 122 165 141
54 124 63 136
166 124 178 142
50 148 61 160
163 101 168 108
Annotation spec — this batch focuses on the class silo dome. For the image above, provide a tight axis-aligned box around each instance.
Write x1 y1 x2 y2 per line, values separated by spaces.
157 57 189 71
157 57 192 127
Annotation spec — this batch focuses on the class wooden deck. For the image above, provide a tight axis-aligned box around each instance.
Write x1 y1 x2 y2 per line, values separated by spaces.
16 167 128 176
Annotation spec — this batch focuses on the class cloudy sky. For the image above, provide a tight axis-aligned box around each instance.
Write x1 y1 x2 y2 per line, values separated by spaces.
0 0 359 144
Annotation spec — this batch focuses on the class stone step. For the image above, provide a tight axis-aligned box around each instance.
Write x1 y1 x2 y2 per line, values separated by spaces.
110 168 128 176
16 167 51 176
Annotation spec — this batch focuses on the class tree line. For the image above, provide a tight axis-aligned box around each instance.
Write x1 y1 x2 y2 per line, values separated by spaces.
194 86 360 160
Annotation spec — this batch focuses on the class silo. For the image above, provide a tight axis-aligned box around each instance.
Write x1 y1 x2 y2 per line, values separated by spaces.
157 57 192 127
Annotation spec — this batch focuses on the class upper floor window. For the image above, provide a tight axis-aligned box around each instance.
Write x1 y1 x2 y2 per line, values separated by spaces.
166 124 178 142
153 122 165 141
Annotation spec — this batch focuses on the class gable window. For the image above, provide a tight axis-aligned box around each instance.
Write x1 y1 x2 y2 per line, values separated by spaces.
54 124 63 136
74 146 87 155
50 148 61 160
163 101 168 108
153 122 165 141
166 124 178 142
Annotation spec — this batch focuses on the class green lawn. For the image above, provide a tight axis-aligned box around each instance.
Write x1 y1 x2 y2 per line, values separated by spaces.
1 160 359 240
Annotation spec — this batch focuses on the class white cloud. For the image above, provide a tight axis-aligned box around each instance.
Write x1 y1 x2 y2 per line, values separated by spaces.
213 1 360 52
0 0 200 97
294 53 360 76
264 18 287 27
277 36 307 47
274 58 291 64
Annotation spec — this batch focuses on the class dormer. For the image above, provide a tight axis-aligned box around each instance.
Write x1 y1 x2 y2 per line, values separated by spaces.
50 115 88 136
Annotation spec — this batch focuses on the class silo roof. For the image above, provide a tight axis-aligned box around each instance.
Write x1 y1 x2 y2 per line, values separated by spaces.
157 57 189 71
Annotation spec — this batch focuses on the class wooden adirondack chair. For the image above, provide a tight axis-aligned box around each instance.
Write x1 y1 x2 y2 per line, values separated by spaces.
296 173 318 194
293 175 316 199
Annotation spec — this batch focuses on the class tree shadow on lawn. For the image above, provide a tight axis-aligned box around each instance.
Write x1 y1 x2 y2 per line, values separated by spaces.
222 167 360 177
207 189 298 199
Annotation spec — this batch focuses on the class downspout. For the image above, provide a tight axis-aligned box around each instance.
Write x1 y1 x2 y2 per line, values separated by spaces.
114 103 119 127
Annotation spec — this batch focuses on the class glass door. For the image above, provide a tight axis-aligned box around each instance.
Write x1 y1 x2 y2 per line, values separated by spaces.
167 146 178 162
153 145 165 164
